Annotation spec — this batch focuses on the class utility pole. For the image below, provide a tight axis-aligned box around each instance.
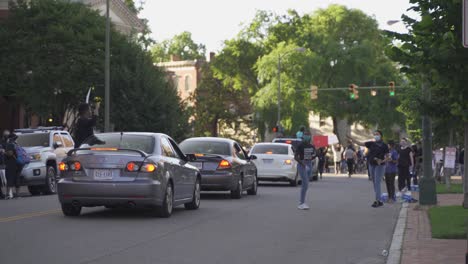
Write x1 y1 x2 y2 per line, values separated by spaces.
104 0 110 132
277 56 281 130
419 81 437 205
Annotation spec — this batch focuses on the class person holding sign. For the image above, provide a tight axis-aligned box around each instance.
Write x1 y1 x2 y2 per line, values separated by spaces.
294 131 316 210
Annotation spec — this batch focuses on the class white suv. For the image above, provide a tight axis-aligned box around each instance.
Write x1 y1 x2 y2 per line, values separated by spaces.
15 128 75 195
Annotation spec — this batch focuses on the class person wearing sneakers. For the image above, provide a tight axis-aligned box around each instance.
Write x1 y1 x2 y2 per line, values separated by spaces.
294 131 316 210
365 130 389 208
397 138 414 197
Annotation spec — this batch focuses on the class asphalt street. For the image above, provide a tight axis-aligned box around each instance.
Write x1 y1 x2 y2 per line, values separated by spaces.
0 174 401 264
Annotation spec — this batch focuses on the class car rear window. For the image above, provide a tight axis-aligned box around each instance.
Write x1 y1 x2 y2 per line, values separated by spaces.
179 140 231 156
251 144 289 155
80 134 154 154
16 133 50 147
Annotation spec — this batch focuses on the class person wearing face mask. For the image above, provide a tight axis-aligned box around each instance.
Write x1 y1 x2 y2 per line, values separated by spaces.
294 131 316 210
397 138 414 196
365 130 389 208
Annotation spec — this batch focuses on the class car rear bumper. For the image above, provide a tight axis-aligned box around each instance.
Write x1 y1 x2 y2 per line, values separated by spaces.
57 179 164 207
20 163 47 186
257 168 296 181
200 171 236 191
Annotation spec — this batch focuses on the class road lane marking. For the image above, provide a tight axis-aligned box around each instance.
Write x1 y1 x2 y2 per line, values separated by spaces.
0 209 61 223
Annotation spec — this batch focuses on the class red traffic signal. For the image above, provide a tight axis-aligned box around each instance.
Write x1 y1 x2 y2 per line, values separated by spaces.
272 126 279 133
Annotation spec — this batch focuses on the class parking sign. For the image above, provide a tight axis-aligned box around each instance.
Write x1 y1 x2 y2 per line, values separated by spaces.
464 0 468 47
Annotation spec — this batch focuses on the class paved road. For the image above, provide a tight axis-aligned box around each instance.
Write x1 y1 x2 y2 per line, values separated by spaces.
0 174 400 264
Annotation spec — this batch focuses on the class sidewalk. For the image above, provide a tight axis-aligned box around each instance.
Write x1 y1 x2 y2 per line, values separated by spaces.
400 193 466 264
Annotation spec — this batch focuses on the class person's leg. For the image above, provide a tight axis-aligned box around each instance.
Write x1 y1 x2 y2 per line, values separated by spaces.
388 173 396 200
373 165 384 205
346 159 352 176
335 162 339 174
397 167 405 191
385 173 392 198
298 163 308 205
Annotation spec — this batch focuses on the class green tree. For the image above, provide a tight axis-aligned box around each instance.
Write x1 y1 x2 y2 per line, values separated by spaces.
151 31 206 62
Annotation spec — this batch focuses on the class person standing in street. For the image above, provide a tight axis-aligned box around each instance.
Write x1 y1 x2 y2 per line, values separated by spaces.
397 138 414 195
384 140 398 202
365 130 389 208
74 102 100 148
344 144 357 177
0 130 8 199
294 131 316 210
317 146 328 179
332 144 342 175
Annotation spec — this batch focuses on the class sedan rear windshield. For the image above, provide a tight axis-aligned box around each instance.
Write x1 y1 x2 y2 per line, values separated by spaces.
80 134 154 154
251 144 289 155
16 133 50 147
179 141 231 156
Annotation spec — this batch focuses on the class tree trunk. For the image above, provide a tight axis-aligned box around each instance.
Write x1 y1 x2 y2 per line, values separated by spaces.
211 115 218 137
463 122 468 208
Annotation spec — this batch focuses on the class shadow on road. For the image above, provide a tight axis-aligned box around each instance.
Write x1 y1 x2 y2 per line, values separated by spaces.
77 207 187 219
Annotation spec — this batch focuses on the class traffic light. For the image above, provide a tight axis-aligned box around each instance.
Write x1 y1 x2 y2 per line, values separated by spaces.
310 85 318 100
272 126 279 133
389 81 395 96
348 84 359 99
371 89 377 96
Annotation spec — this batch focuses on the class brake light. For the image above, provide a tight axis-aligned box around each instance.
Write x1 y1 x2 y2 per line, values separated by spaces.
284 159 292 165
126 162 139 172
195 153 204 157
217 160 231 169
285 140 292 144
70 161 82 171
59 162 67 171
91 148 118 151
265 151 273 154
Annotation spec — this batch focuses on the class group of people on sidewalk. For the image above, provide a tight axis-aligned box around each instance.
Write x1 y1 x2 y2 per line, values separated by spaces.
292 126 421 209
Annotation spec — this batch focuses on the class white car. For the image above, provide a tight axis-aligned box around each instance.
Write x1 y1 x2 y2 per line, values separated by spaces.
249 143 299 186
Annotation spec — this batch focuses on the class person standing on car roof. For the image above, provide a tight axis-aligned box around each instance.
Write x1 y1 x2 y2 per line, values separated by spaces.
74 102 100 148
294 131 316 210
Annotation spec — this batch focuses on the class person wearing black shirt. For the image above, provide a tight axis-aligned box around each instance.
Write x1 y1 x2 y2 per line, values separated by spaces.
294 131 316 210
397 138 414 194
365 130 389 208
74 103 99 148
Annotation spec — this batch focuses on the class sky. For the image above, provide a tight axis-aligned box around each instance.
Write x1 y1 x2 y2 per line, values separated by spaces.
139 0 415 53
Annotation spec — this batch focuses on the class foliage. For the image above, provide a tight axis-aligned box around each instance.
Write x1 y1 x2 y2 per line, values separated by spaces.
0 0 188 140
151 31 206 62
436 183 463 194
429 205 468 239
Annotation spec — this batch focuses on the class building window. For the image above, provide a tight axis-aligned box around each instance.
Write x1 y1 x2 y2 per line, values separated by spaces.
185 75 191 92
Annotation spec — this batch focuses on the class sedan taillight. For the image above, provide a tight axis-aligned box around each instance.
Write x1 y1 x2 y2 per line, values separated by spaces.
59 161 82 171
217 160 232 170
126 162 157 172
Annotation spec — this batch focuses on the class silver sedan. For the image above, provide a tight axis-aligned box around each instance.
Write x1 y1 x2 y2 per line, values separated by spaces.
57 132 201 218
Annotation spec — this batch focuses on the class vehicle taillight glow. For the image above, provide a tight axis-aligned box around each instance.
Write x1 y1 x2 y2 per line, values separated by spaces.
126 162 139 172
285 140 292 144
217 160 231 169
91 148 118 151
265 151 273 154
284 159 292 165
141 163 156 172
59 162 67 171
70 161 81 171
195 153 204 157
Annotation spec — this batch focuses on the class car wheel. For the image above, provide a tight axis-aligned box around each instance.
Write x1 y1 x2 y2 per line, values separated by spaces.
230 178 242 199
42 166 57 195
61 203 81 217
247 175 257 195
28 186 41 196
185 178 201 210
156 182 173 218
290 171 299 187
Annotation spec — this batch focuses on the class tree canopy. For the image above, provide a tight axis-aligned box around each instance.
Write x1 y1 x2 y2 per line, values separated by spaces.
151 31 206 62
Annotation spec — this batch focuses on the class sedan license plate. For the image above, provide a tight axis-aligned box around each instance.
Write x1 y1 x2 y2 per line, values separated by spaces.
192 162 203 169
94 169 113 180
263 159 273 164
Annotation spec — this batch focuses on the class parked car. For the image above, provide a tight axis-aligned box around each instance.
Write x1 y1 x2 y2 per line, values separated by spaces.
179 137 258 199
249 143 299 186
57 132 201 218
14 128 75 195
272 137 319 181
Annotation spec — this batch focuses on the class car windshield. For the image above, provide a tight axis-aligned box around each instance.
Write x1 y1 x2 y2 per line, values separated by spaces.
16 133 50 147
179 140 231 156
251 144 289 155
80 134 154 154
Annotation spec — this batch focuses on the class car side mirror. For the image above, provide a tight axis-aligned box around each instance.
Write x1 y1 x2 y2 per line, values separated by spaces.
53 141 63 149
185 153 197 162
249 155 257 160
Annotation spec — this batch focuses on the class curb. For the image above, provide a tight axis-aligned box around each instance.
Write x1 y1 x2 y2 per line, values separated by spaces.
386 203 409 264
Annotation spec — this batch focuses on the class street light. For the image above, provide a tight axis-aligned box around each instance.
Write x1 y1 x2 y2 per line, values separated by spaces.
277 47 306 131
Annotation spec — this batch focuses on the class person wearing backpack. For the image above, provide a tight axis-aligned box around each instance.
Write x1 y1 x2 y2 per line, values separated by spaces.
4 134 29 199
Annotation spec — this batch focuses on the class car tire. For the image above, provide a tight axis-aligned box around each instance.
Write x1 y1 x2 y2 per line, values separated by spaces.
42 166 57 195
28 186 41 196
156 182 173 218
247 175 257 195
290 171 299 187
61 203 81 217
185 178 201 210
230 178 242 199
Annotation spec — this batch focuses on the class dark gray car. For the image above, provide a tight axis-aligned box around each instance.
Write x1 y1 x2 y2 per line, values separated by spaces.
179 137 258 199
57 132 201 218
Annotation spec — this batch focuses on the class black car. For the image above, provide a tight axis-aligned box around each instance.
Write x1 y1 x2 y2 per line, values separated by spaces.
179 137 258 199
